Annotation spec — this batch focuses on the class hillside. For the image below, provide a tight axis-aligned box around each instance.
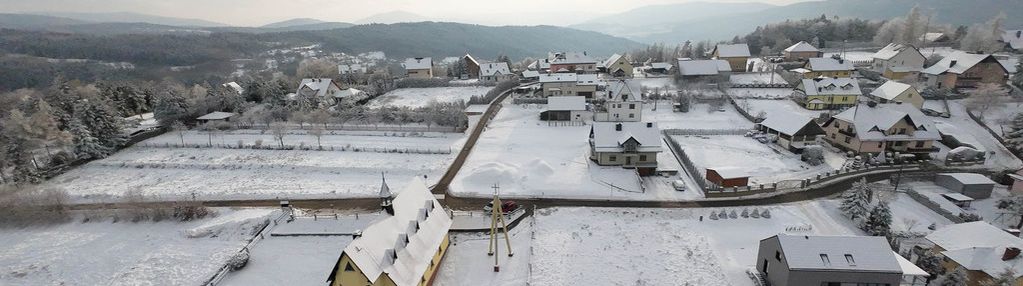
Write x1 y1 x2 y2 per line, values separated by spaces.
0 13 90 30
355 11 431 24
261 18 327 28
33 12 227 27
570 2 776 40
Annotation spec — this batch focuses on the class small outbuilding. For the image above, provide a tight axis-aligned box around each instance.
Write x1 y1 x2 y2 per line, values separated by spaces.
196 111 237 124
941 193 974 208
541 96 590 122
706 167 750 188
756 112 825 152
935 173 996 199
1011 170 1023 194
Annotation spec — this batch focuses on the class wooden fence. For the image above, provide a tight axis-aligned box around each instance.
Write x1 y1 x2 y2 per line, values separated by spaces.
663 128 749 136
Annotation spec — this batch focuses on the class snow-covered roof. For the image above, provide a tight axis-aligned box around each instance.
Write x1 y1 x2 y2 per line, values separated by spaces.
921 51 998 75
605 79 642 102
298 78 340 98
869 81 914 101
650 62 673 70
576 74 599 85
707 167 750 179
590 122 662 153
928 222 1023 278
713 44 751 58
1002 30 1023 50
872 43 921 61
339 63 367 73
941 193 975 202
758 112 817 136
338 177 452 286
550 52 596 65
463 54 480 66
942 246 1023 279
602 53 628 68
521 70 540 78
938 173 995 185
772 235 903 273
784 41 819 53
222 82 244 94
547 96 587 111
196 111 236 121
920 33 947 43
806 57 854 72
893 251 929 277
798 78 861 96
539 73 577 83
831 103 940 142
480 62 511 76
677 59 731 76
402 57 433 70
335 88 364 99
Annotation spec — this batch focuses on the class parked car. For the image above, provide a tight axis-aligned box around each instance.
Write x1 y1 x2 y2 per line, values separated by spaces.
672 180 686 191
484 201 519 214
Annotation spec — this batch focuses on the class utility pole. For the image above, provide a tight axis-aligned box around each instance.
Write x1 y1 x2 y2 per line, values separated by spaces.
487 183 513 272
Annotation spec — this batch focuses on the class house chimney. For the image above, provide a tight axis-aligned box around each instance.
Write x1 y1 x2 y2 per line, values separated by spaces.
1003 247 1021 261
646 122 653 128
949 60 957 67
615 123 622 131
838 59 845 64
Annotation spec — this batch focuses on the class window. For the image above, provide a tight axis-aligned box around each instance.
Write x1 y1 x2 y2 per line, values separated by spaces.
629 104 636 109
775 251 781 261
639 155 647 161
819 254 831 266
878 142 883 148
844 136 851 144
844 254 855 265
609 156 617 162
628 113 635 118
915 141 925 148
831 133 836 139
344 262 355 272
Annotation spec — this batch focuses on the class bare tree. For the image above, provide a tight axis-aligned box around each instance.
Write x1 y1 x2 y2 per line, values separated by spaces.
171 121 187 145
967 83 1008 119
308 125 325 150
297 58 338 78
270 122 287 148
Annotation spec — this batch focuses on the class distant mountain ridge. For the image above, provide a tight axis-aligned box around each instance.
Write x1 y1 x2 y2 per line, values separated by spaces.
356 10 431 24
31 11 227 27
260 18 327 28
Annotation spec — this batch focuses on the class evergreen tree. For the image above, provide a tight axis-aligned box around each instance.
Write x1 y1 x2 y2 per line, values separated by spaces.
840 178 872 220
982 269 1017 286
1005 112 1023 154
69 119 110 159
914 250 944 284
1012 62 1023 89
863 202 893 237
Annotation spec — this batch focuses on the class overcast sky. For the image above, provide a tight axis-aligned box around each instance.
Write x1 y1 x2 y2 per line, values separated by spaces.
0 0 810 27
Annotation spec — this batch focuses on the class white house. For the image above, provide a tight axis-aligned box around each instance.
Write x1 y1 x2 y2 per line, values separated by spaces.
479 62 512 82
403 57 434 78
222 82 244 94
677 59 731 81
871 43 926 80
296 78 344 105
1002 30 1023 51
867 81 923 109
338 63 368 75
589 122 662 175
594 80 643 122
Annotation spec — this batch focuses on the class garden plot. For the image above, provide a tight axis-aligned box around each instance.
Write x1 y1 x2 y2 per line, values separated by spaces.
648 101 753 130
741 99 822 119
729 72 786 85
366 86 492 109
728 88 793 99
931 100 1022 170
0 208 274 286
47 131 461 202
670 135 833 185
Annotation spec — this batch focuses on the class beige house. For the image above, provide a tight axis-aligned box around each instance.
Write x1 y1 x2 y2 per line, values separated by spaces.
821 103 940 158
871 43 925 80
479 62 512 83
594 80 643 122
403 57 434 78
549 52 598 74
589 122 661 176
711 44 751 72
926 222 1023 286
922 51 1008 89
782 41 822 61
600 53 633 78
867 81 924 109
539 73 599 98
802 57 855 79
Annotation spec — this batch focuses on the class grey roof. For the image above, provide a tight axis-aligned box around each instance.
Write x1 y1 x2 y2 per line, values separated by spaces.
807 57 854 72
921 52 996 75
927 222 1023 278
590 122 662 153
831 103 940 142
937 173 995 185
772 234 902 273
547 96 587 111
1002 30 1023 50
759 112 818 136
713 44 751 58
798 78 861 96
678 59 730 76
784 41 819 53
402 57 433 70
550 52 596 65
606 79 642 101
298 78 339 98
480 62 511 76
872 43 921 61
196 111 236 120
869 81 914 101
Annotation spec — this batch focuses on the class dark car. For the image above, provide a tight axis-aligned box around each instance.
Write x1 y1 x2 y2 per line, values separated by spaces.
484 201 519 214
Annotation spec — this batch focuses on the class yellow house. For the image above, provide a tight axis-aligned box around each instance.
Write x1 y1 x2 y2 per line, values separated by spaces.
711 44 751 72
821 102 940 157
601 53 633 78
403 57 434 79
926 222 1023 286
327 177 452 286
867 81 924 109
802 57 855 79
795 77 861 110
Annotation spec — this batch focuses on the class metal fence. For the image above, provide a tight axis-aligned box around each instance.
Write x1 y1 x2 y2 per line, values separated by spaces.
135 142 452 155
663 134 711 191
233 123 466 133
512 98 548 104
205 208 290 285
662 128 749 136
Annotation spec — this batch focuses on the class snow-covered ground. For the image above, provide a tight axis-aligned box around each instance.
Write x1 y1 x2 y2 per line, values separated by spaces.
823 51 876 63
367 86 491 108
740 98 823 119
648 101 753 130
434 218 532 286
47 131 462 202
0 208 274 286
978 99 1022 139
145 129 463 152
728 88 793 99
929 100 1022 170
904 180 1016 229
729 73 786 85
632 77 678 90
670 135 836 185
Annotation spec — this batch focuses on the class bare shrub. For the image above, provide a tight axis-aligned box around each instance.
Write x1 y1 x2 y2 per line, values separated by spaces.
0 186 72 227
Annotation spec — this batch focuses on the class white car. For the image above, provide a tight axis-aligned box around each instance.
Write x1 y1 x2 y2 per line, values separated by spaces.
672 180 686 191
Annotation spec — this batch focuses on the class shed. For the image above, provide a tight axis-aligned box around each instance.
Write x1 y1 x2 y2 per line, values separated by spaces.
941 193 974 208
706 167 750 188
935 173 995 199
196 111 236 124
541 96 589 122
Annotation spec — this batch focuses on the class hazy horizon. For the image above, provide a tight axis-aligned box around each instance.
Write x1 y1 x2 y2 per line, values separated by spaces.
0 0 813 27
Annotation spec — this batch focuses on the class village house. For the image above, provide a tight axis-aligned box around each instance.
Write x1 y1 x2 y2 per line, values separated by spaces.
926 222 1023 286
540 96 590 122
867 80 924 109
222 82 244 94
756 112 826 152
677 59 731 82
526 58 551 73
645 62 673 75
871 43 926 80
594 79 643 122
479 62 512 83
196 111 236 124
782 41 823 62
520 70 540 82
921 51 1008 89
295 78 346 105
802 57 855 79
326 177 452 286
589 122 661 176
1002 30 1023 51
403 57 434 79
934 173 996 199
711 44 752 72
338 63 368 75
549 52 598 74
920 32 950 44
462 54 481 79
600 53 633 78
821 102 941 158
794 77 862 110
756 234 927 286
538 73 599 98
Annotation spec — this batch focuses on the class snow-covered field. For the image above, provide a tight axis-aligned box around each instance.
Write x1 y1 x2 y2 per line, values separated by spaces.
367 86 491 108
728 88 793 99
0 208 274 286
47 131 463 202
929 100 1022 170
741 98 823 119
729 73 786 85
670 135 835 185
648 101 753 130
144 129 463 152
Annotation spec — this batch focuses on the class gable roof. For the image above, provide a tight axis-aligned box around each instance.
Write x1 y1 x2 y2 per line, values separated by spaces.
1002 30 1023 50
806 57 854 72
831 103 940 142
927 221 1023 278
869 81 915 101
550 52 596 65
606 79 642 101
678 59 731 76
602 53 628 68
196 111 236 121
298 78 341 98
938 173 995 185
521 70 540 78
650 62 673 70
337 177 452 286
463 54 480 66
872 43 922 61
547 96 587 111
590 122 662 153
336 88 365 99
222 82 244 94
480 62 511 76
758 112 820 136
921 51 1002 75
770 234 903 273
712 44 751 58
707 166 751 179
402 57 433 70
784 41 819 53
798 78 862 96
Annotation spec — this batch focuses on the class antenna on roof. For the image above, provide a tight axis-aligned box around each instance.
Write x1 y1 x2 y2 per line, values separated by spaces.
487 182 514 272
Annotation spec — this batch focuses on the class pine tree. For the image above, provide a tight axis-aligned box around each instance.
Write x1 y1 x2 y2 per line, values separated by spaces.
70 119 110 159
982 269 1017 286
840 178 872 220
863 202 893 237
914 250 943 284
1005 113 1023 154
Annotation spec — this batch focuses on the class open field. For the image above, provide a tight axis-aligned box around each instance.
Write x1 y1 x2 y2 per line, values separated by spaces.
366 86 492 109
647 101 753 130
670 135 835 185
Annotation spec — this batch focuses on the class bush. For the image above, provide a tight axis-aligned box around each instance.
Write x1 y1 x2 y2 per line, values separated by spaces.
0 186 72 227
227 250 250 271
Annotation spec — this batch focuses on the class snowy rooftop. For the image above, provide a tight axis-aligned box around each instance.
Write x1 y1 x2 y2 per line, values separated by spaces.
758 112 817 136
590 122 662 153
335 88 364 99
196 111 236 120
677 59 730 76
713 44 751 58
920 33 947 43
772 234 903 273
831 103 940 142
480 62 511 76
706 166 750 179
605 79 642 101
784 41 819 53
938 173 995 185
872 43 920 61
402 57 433 70
298 78 339 98
222 82 244 94
921 51 997 75
806 57 854 72
337 177 452 286
869 81 914 101
1002 30 1023 50
650 62 673 70
521 70 540 78
547 96 587 111
798 77 861 96
550 52 597 65
602 53 627 68
927 221 1023 251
